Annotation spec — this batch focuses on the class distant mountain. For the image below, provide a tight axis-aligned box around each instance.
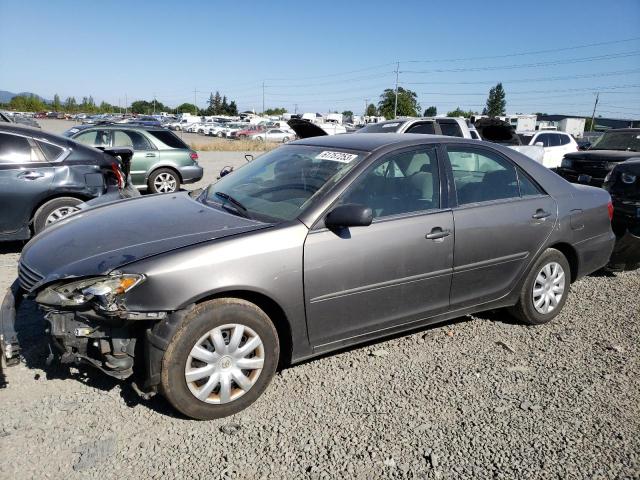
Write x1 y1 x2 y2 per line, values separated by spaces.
0 90 50 103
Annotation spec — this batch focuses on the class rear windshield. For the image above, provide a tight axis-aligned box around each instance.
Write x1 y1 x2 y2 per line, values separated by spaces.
357 122 403 133
147 130 190 149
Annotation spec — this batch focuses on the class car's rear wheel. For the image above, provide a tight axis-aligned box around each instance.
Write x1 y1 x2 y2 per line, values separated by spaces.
161 298 279 420
217 132 224 138
33 197 83 234
148 168 180 194
282 137 290 143
510 248 570 325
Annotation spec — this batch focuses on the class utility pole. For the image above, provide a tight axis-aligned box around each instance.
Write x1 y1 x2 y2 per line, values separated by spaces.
194 88 197 115
393 61 400 119
364 99 368 117
153 93 156 115
262 81 265 115
125 94 128 116
294 104 298 114
590 92 599 132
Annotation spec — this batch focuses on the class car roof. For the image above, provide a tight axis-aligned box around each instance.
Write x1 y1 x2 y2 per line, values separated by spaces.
607 128 640 133
0 122 73 142
290 133 476 152
518 130 570 135
74 123 165 131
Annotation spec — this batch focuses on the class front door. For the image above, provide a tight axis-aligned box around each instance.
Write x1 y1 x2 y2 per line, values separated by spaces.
444 144 557 308
304 146 454 348
0 131 55 237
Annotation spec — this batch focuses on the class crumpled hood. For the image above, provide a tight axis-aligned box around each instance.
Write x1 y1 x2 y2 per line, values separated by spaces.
564 150 640 162
20 192 270 286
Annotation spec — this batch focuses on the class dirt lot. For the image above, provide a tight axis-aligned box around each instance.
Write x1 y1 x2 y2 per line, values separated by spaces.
0 120 639 479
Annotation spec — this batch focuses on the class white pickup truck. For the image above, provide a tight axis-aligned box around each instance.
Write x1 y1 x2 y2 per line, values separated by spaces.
355 117 544 164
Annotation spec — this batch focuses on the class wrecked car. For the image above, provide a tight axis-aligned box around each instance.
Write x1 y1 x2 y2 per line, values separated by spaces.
2 134 614 419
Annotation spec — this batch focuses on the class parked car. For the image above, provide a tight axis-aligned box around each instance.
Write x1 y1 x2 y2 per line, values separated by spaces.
1 134 615 419
66 125 203 193
517 131 579 169
129 116 162 128
230 125 264 139
603 159 640 271
0 124 129 240
204 124 228 137
556 128 640 187
249 128 292 142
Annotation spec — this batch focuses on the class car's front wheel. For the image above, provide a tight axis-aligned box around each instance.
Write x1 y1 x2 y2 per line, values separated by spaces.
148 168 180 194
161 298 279 420
510 248 570 325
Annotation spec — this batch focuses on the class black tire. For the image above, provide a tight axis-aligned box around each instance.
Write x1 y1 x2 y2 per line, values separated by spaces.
217 132 224 138
32 197 83 234
509 248 571 325
148 168 180 194
161 298 279 420
282 137 290 143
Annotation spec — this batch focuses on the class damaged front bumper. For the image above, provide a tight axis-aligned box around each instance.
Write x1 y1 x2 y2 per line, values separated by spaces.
1 281 191 391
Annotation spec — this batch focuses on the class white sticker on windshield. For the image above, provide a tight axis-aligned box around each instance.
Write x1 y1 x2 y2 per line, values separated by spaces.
382 123 400 128
315 151 358 163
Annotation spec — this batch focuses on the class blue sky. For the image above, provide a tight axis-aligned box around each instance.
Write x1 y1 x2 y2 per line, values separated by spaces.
1 0 639 117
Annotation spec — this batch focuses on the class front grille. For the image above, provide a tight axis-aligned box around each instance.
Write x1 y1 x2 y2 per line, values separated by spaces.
18 261 44 292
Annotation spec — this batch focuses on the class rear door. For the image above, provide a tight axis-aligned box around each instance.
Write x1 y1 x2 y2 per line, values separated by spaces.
536 133 564 168
0 131 55 237
111 129 158 187
444 144 557 307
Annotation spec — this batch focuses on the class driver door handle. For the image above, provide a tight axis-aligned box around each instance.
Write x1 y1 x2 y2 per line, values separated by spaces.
532 209 551 220
145 153 157 158
18 171 44 180
425 227 451 240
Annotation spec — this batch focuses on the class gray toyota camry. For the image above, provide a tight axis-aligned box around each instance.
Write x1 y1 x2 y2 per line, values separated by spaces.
1 134 615 419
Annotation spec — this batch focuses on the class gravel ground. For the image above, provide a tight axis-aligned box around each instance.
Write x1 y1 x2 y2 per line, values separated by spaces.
1 120 639 478
1 249 638 478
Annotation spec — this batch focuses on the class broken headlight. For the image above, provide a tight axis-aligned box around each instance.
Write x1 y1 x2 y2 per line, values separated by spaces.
36 274 145 311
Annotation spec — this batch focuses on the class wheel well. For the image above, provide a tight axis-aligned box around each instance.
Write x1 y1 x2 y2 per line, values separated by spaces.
30 193 91 226
196 290 293 368
549 242 579 282
148 166 183 184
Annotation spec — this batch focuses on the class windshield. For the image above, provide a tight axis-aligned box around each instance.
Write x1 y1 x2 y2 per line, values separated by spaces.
356 122 403 133
202 145 365 222
590 131 640 152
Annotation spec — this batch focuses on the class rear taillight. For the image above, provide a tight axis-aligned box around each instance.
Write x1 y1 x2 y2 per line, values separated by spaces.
190 152 199 161
111 162 125 188
607 201 614 221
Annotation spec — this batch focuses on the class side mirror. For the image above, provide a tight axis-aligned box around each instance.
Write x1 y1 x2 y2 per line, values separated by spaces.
325 204 373 229
218 166 234 179
534 142 544 147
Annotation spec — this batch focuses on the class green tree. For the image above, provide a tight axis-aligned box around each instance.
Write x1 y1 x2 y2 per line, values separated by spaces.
98 101 114 113
52 94 61 112
9 95 45 112
485 82 506 116
227 100 238 116
177 103 198 115
221 95 229 114
377 87 420 119
424 106 437 117
365 103 378 116
64 96 77 113
341 110 353 118
446 107 477 118
584 117 594 131
263 107 287 116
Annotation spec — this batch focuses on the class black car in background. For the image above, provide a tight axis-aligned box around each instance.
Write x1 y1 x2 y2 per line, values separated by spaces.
556 128 640 187
603 159 640 271
0 124 126 240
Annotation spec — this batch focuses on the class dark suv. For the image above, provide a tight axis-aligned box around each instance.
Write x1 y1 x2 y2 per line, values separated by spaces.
0 124 124 240
556 128 640 187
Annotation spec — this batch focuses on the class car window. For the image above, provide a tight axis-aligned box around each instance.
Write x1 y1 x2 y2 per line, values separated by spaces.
558 134 571 146
406 122 436 135
74 129 111 147
517 167 545 196
447 146 519 205
518 134 534 145
146 130 189 149
436 120 463 137
113 130 153 150
36 140 64 161
0 133 44 163
339 146 440 219
470 130 480 140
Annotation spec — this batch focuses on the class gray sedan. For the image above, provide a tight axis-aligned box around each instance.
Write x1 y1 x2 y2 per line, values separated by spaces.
2 134 615 419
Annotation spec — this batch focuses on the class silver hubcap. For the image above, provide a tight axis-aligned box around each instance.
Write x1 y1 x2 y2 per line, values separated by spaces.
532 262 566 314
153 172 177 193
45 206 79 225
184 324 264 404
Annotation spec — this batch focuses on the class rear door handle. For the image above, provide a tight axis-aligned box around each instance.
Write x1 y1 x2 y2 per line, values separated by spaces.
18 171 44 180
532 209 551 220
425 227 451 240
145 153 157 158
